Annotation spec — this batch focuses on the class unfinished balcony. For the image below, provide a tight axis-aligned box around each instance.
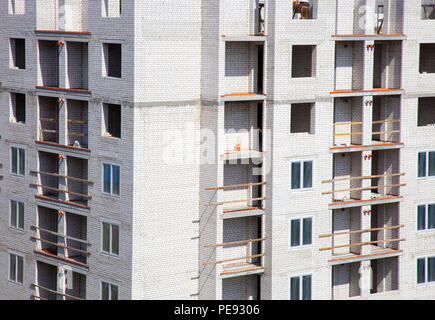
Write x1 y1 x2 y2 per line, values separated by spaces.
67 99 88 149
33 261 86 300
222 275 261 300
323 150 405 208
221 43 265 101
221 0 266 38
32 206 90 268
372 95 401 143
32 152 92 209
321 203 404 265
39 96 59 144
373 41 402 90
204 217 264 278
333 97 364 148
36 0 89 34
66 42 88 91
221 101 264 161
333 42 365 93
334 0 405 39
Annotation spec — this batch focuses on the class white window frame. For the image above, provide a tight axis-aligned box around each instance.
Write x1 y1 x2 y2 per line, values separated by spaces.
101 220 120 257
417 150 435 179
417 203 435 232
8 252 24 285
101 280 119 300
102 162 120 197
10 144 26 176
289 216 314 249
290 159 314 191
289 273 313 300
416 255 435 286
9 199 24 231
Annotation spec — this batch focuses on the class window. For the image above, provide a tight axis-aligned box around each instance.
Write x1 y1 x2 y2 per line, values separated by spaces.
291 160 313 190
418 97 435 127
418 151 435 178
8 0 25 15
103 163 120 195
102 222 119 255
103 104 121 138
292 1 316 19
10 92 26 124
10 200 24 230
420 44 435 74
290 217 312 247
102 0 121 18
103 43 122 78
290 274 312 300
422 4 435 19
9 253 24 284
291 103 314 133
292 45 316 78
101 281 119 300
10 38 25 70
418 204 435 231
417 256 435 284
11 146 25 176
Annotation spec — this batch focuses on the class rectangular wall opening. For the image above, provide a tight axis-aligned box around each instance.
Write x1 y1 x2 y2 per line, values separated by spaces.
292 45 316 78
102 0 121 18
38 40 59 87
422 3 435 19
371 257 399 294
10 92 26 124
66 41 88 90
38 151 60 200
293 0 317 19
68 99 89 148
373 41 402 89
66 156 89 206
420 44 435 73
103 43 122 78
291 103 315 134
372 95 401 143
10 38 25 69
103 103 121 138
39 96 59 143
418 97 435 127
9 0 25 15
371 149 401 197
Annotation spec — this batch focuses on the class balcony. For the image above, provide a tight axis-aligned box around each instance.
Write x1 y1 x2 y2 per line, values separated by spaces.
221 0 266 38
320 203 404 265
32 261 86 300
67 99 88 149
31 151 93 209
32 206 90 268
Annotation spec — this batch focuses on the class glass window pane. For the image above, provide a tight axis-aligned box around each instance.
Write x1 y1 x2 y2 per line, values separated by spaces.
418 152 426 177
291 219 300 247
19 148 25 175
303 218 312 245
10 254 16 281
17 256 23 283
102 223 110 253
102 282 109 300
417 258 426 284
18 202 24 229
428 257 435 282
291 162 301 189
111 225 119 255
303 161 313 188
429 205 435 229
418 205 426 230
11 147 17 174
103 164 111 193
429 152 435 176
302 275 312 300
112 165 120 195
290 277 300 300
111 284 119 300
11 201 17 228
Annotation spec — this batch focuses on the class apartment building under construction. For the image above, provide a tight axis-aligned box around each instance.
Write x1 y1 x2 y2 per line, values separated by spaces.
0 0 435 300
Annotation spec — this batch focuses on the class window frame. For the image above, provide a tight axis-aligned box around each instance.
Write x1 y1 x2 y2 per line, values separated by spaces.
9 199 25 231
417 150 435 178
290 159 314 191
289 216 313 249
417 203 435 232
289 273 313 300
102 162 120 197
9 252 24 285
101 221 120 257
10 145 26 177
101 280 119 300
417 255 435 285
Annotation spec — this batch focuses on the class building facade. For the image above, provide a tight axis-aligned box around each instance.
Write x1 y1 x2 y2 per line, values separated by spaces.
0 0 434 300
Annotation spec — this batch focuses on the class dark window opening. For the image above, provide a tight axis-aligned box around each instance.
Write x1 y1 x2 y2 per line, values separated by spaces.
291 103 314 133
11 93 26 124
292 45 316 78
104 43 122 78
104 104 121 138
11 38 25 69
